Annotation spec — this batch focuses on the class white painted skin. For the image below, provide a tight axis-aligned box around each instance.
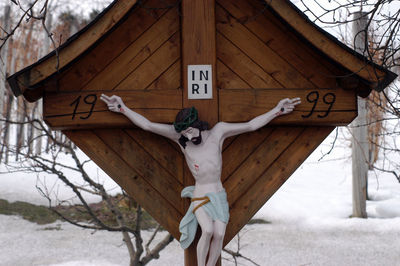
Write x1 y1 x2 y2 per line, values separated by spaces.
100 94 301 266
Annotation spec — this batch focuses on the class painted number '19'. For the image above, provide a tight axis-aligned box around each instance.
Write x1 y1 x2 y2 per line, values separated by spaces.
70 94 97 120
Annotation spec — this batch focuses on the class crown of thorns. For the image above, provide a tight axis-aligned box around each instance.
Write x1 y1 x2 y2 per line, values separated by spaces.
173 107 198 132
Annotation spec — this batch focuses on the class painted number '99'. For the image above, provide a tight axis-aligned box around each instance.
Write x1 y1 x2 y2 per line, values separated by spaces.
301 91 336 118
70 94 97 120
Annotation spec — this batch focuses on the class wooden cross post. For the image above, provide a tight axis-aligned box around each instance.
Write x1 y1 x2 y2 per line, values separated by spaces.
182 0 218 125
181 0 219 265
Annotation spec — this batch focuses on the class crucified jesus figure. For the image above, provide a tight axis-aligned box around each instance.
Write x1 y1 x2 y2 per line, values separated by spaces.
101 94 300 266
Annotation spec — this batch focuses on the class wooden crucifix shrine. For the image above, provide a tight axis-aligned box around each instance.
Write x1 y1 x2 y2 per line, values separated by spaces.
8 0 396 265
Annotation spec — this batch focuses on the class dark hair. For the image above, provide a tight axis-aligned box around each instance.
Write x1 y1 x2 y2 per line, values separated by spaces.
174 107 209 132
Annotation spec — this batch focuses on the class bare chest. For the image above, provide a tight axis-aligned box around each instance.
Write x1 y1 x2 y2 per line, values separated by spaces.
182 134 222 175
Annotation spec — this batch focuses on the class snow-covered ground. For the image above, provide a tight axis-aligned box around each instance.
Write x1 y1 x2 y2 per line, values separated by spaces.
1 129 400 266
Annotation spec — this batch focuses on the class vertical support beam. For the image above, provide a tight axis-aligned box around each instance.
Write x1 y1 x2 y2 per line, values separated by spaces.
181 1 220 265
0 5 11 163
181 0 218 127
0 5 11 118
351 11 368 218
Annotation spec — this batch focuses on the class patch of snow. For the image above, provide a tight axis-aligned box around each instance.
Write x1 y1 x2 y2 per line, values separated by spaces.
1 214 400 266
48 262 121 266
0 149 120 206
374 199 400 218
1 130 400 265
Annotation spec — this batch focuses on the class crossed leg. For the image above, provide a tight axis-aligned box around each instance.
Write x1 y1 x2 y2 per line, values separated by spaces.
195 207 227 266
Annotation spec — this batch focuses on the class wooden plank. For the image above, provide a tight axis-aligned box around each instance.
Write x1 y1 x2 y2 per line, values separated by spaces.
125 129 184 184
221 127 273 182
44 87 357 129
45 109 180 130
217 0 342 88
56 0 171 93
216 4 315 89
224 127 303 205
145 59 181 90
44 89 182 117
114 32 180 91
63 129 182 239
224 126 334 245
216 33 281 88
95 129 184 214
180 3 219 262
82 7 180 92
13 0 139 94
220 88 356 112
43 89 182 129
184 247 198 266
216 59 250 89
182 0 218 127
222 135 237 152
219 88 357 126
165 137 182 153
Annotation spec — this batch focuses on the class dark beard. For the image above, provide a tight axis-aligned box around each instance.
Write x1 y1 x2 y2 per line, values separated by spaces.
178 131 202 149
191 131 202 145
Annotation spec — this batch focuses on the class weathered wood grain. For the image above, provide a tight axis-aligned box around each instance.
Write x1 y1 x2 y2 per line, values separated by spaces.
219 88 357 126
14 0 139 95
145 60 181 90
82 7 180 92
44 87 356 129
224 126 334 245
181 3 219 263
224 127 303 205
63 129 182 239
43 89 182 129
222 135 238 152
125 129 184 185
114 32 180 91
44 89 181 117
95 129 184 214
216 4 315 88
45 109 180 130
182 0 218 127
216 59 250 89
57 0 173 93
216 33 282 88
221 127 273 183
217 0 343 88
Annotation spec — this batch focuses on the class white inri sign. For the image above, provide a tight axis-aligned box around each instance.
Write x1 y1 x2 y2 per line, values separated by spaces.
188 65 213 99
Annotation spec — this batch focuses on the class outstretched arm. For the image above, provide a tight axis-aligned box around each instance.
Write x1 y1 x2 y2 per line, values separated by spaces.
213 98 301 141
100 94 180 141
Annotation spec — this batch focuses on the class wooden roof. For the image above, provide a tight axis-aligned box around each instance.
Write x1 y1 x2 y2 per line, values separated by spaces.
7 0 396 102
8 0 139 101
